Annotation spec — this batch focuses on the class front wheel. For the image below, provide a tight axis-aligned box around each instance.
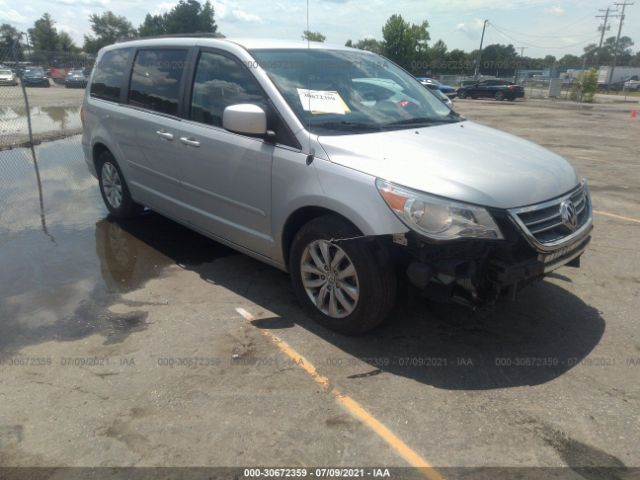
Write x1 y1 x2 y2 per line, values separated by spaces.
97 151 144 218
289 215 396 335
458 91 467 99
494 91 505 101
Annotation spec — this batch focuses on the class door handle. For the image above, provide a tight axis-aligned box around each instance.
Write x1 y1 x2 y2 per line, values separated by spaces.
180 137 200 147
156 130 174 141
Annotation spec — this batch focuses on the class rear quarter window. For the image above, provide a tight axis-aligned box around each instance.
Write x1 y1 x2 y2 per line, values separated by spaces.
90 48 132 102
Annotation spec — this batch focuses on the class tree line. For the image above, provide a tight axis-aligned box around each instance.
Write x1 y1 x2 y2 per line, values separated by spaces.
323 14 640 75
0 0 218 58
1 8 639 76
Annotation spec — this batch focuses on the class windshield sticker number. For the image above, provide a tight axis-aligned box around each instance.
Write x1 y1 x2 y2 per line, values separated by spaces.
297 89 351 115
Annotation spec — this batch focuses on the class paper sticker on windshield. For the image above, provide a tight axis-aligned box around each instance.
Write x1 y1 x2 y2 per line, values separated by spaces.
297 89 350 115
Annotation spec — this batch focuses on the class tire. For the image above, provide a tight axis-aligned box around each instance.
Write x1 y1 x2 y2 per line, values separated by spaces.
289 215 396 335
97 151 144 218
494 91 505 101
458 91 467 99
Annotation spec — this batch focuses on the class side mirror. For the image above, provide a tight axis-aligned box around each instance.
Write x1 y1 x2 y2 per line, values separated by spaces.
223 104 267 136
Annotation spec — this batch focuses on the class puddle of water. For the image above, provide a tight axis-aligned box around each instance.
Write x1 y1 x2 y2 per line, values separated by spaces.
0 105 82 138
0 136 232 355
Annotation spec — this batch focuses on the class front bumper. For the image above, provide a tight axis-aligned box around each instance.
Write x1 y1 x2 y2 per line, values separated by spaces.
398 192 592 306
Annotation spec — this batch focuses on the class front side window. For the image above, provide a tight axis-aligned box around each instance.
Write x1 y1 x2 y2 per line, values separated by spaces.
128 49 188 115
249 48 458 136
190 51 266 127
90 48 132 102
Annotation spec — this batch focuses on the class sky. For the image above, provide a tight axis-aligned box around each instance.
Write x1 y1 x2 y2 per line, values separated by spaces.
1 0 639 58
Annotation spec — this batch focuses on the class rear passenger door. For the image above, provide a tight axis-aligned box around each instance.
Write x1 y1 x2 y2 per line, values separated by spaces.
118 48 190 216
173 49 279 257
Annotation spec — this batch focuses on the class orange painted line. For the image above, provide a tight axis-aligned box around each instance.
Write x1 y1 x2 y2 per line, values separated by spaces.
235 307 444 480
593 210 640 224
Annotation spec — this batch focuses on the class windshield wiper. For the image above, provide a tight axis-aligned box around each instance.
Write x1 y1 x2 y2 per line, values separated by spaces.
313 121 382 132
383 117 457 128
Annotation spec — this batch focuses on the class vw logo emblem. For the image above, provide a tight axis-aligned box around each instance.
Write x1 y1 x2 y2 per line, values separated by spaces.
559 200 578 232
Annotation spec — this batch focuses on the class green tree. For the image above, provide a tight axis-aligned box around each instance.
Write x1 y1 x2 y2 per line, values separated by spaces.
346 38 382 54
57 31 78 53
427 39 447 72
381 14 430 73
558 54 582 68
476 43 518 76
164 0 217 34
84 11 136 54
29 13 59 51
199 1 216 33
302 30 326 42
139 14 166 37
0 23 23 58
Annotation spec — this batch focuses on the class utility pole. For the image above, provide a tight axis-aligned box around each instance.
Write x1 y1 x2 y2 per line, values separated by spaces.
595 7 613 67
515 47 527 83
474 20 488 80
609 1 634 84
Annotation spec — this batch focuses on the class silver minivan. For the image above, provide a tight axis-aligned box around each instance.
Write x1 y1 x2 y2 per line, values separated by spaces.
82 37 593 334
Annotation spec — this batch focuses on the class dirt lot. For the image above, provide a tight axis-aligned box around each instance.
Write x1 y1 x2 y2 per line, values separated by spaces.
0 98 639 479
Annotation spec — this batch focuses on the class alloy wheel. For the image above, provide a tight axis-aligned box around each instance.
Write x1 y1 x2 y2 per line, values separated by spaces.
300 240 359 318
101 162 123 209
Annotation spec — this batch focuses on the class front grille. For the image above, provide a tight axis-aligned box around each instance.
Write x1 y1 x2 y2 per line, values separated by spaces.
509 183 592 250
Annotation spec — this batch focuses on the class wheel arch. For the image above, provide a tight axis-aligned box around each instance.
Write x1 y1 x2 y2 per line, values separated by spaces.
281 206 362 270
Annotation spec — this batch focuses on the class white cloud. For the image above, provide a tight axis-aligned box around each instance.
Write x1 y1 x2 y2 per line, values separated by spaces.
154 1 176 14
212 0 262 23
0 9 28 23
545 5 565 16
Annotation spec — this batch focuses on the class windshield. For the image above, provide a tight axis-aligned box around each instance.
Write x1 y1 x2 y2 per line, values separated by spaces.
249 48 460 135
25 68 45 76
0 69 12 75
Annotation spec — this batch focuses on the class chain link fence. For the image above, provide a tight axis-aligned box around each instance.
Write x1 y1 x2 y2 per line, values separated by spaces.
0 49 92 235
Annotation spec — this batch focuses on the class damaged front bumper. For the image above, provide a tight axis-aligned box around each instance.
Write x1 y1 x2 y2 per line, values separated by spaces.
396 193 593 307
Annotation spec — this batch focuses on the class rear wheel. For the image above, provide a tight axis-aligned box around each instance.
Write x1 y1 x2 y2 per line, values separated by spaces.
290 215 396 335
495 91 505 101
458 91 467 99
97 151 144 218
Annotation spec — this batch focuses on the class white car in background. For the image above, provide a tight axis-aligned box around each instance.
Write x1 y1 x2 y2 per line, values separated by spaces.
0 68 18 86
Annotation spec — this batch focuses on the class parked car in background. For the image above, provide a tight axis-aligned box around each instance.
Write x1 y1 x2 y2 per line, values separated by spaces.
21 67 50 87
457 79 524 101
0 68 18 86
431 88 453 108
419 81 453 108
65 69 88 88
416 77 457 98
623 76 640 91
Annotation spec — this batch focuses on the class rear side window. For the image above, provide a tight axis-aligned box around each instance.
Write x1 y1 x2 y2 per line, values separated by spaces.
90 48 132 102
128 49 188 116
190 51 266 127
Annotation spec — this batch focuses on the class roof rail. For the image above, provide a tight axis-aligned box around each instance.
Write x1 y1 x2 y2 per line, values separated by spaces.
115 32 226 42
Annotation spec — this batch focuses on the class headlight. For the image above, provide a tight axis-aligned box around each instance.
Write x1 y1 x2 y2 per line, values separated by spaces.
376 179 503 240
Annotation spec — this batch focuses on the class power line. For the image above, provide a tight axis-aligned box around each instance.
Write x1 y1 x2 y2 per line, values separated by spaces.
488 22 602 50
488 22 600 39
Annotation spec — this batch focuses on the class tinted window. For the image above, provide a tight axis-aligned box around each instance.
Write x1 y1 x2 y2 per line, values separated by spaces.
90 49 132 102
190 51 266 127
128 49 188 115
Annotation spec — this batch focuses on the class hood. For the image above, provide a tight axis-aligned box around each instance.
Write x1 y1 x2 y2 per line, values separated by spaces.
318 121 579 209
